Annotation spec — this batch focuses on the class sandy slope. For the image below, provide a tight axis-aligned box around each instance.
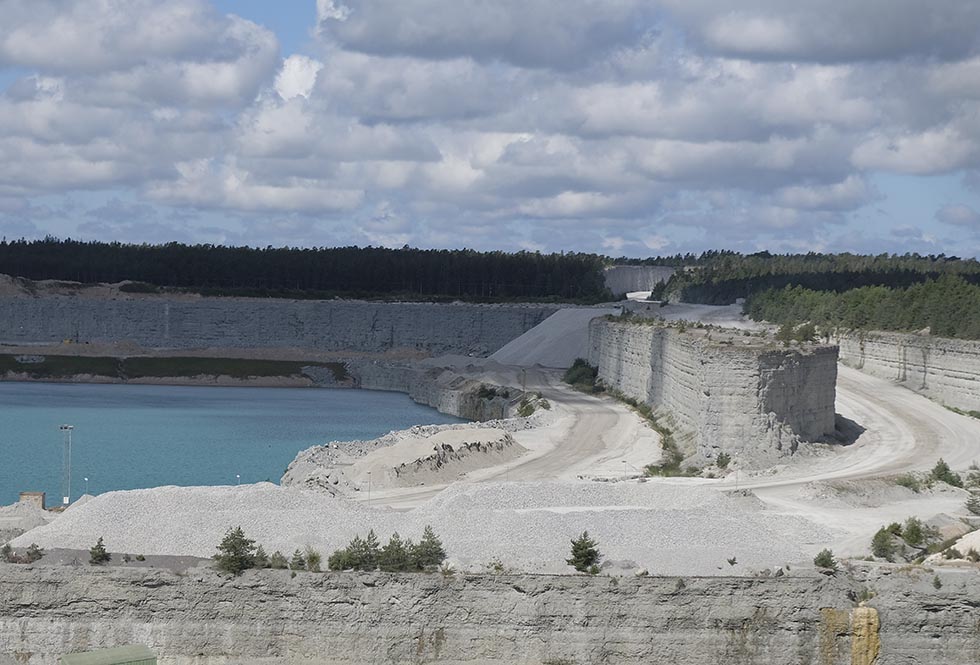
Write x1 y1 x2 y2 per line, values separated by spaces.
489 307 620 368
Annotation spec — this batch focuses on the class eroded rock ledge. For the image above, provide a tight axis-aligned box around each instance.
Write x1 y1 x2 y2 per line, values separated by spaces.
0 565 977 664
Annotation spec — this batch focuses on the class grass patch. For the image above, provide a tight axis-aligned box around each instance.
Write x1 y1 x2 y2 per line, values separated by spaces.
603 388 696 477
946 405 980 420
0 354 121 377
562 358 602 394
0 354 349 382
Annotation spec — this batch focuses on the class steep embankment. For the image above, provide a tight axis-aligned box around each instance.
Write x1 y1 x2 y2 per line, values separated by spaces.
489 307 620 368
588 319 838 463
836 331 980 412
1 565 977 664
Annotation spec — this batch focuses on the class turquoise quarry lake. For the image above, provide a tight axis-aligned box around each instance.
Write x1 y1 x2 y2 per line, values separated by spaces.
0 382 463 506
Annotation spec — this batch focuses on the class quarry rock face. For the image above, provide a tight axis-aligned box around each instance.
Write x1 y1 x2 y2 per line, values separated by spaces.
588 320 838 461
0 296 558 357
603 265 675 296
837 331 980 412
0 566 977 665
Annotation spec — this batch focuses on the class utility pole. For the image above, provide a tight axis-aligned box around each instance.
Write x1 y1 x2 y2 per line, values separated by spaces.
59 424 74 506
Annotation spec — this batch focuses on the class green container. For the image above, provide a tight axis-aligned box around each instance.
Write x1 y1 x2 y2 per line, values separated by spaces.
60 645 157 665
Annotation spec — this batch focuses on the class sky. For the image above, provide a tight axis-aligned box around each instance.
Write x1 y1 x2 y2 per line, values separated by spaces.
2 1 980 258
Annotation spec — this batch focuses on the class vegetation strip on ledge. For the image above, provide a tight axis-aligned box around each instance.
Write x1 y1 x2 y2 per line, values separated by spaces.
561 359 695 477
0 354 349 382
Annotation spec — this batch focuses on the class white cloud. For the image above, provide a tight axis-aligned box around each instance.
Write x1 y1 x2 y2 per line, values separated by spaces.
275 55 323 100
660 0 980 63
774 176 875 211
852 128 977 174
316 0 650 69
936 204 980 228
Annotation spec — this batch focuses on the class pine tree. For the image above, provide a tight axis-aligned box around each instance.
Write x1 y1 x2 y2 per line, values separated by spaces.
966 493 980 516
871 527 895 561
412 525 447 570
813 549 837 570
359 530 381 571
212 527 256 576
379 533 412 572
567 531 601 573
290 549 306 571
254 545 270 569
89 536 111 565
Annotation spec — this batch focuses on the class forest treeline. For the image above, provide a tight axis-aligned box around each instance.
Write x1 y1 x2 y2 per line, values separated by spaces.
655 251 980 304
744 275 980 339
0 239 612 302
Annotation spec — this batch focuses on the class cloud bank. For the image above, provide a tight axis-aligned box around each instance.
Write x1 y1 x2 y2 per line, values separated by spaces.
1 0 979 256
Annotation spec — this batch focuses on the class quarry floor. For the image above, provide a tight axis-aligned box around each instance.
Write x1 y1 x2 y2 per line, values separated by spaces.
6 304 980 576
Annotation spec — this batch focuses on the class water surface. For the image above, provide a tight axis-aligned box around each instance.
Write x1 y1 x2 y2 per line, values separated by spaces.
0 382 462 506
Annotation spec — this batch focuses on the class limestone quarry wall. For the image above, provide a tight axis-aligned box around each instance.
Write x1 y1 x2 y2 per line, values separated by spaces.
589 320 838 460
837 331 980 412
0 296 558 357
603 265 675 296
1 566 977 665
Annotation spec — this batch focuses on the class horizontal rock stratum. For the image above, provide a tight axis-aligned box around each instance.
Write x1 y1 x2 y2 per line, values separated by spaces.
0 295 558 357
1 565 977 664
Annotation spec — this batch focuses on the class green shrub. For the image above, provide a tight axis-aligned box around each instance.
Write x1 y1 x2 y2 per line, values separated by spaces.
894 473 922 492
563 359 599 392
929 458 963 487
0 544 11 563
269 551 288 569
567 531 602 573
933 575 942 589
89 537 111 566
716 452 731 469
517 399 535 417
212 527 255 576
902 517 925 547
871 528 895 561
254 545 270 569
304 546 322 572
966 493 980 516
813 549 837 570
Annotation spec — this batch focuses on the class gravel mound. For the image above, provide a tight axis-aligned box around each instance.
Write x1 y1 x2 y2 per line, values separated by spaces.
0 500 54 544
11 481 834 575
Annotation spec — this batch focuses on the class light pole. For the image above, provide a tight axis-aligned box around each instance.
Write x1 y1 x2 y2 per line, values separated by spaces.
367 471 372 504
84 477 89 495
59 424 74 506
236 474 240 486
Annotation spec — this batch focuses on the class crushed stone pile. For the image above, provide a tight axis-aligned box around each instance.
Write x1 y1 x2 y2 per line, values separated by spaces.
12 481 836 576
0 500 55 544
